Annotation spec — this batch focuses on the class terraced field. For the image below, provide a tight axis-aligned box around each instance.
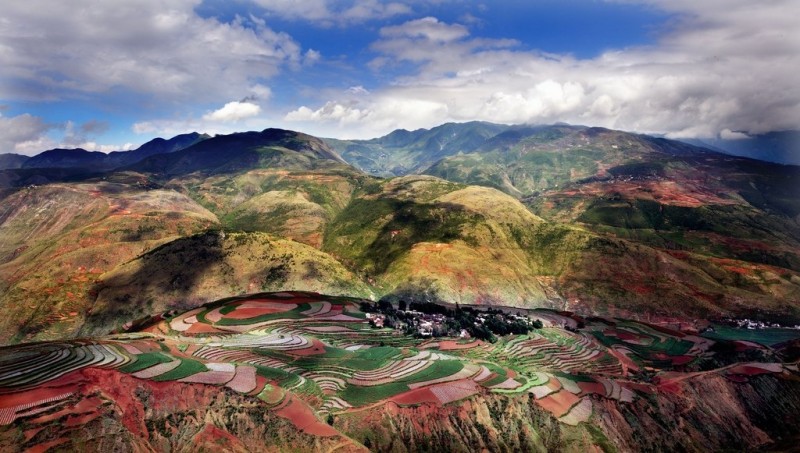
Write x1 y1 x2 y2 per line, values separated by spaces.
0 291 797 451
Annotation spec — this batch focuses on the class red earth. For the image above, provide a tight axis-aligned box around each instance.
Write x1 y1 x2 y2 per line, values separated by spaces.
389 387 438 406
537 390 581 417
274 395 339 437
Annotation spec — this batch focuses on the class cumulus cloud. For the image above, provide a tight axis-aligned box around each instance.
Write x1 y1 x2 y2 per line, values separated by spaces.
202 101 262 122
61 120 111 147
286 1 800 139
0 113 136 155
0 0 301 105
379 16 469 42
252 0 411 24
0 113 55 155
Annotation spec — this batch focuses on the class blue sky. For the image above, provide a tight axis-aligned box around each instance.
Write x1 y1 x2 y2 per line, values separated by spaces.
1 0 798 154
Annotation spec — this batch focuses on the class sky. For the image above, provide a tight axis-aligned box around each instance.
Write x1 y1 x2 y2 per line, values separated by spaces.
0 0 798 155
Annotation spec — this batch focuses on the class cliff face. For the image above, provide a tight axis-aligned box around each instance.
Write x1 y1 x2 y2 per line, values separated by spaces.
0 368 363 453
597 374 800 452
332 373 800 452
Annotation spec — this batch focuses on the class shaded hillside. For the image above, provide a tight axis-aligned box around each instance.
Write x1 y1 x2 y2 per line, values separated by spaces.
0 153 28 170
20 133 208 170
21 148 108 169
682 130 800 165
0 176 219 344
83 231 372 336
128 128 347 177
106 132 208 166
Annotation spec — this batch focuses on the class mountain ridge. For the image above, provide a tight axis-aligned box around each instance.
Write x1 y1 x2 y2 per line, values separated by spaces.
0 122 798 346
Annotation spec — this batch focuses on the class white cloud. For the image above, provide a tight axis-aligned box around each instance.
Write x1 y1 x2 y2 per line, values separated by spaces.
251 0 411 24
379 16 468 42
0 113 139 155
287 2 800 139
202 101 262 122
0 113 53 155
0 1 301 104
347 86 370 95
303 49 322 66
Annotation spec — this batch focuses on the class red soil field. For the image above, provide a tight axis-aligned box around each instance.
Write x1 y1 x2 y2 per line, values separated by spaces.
577 382 607 396
237 300 299 309
389 387 438 405
275 395 339 437
728 364 782 376
671 355 694 366
0 372 83 405
537 390 581 417
611 329 646 342
186 323 225 334
437 340 483 351
225 307 289 319
623 382 656 394
733 341 763 352
249 376 269 396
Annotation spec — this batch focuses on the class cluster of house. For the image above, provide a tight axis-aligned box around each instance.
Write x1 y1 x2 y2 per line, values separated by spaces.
724 318 800 330
366 310 459 337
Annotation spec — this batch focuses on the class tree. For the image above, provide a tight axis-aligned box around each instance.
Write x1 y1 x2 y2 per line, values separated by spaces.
398 300 407 311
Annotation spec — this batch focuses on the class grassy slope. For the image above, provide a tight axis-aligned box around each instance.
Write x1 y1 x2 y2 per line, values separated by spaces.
84 231 373 336
323 175 583 307
417 126 800 322
0 176 219 343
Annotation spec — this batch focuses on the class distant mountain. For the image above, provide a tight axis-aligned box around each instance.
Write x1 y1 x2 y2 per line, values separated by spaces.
325 121 509 176
0 153 29 170
680 131 800 165
126 128 348 176
424 124 717 197
22 148 108 169
107 132 209 167
19 132 209 170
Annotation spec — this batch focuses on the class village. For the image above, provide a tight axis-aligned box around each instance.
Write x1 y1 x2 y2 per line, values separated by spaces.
361 300 543 342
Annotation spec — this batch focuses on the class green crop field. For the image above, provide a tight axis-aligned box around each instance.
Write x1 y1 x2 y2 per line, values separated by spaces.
119 352 174 373
152 358 207 381
339 382 410 406
702 325 800 347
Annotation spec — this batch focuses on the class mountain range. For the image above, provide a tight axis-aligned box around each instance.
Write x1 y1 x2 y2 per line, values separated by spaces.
0 122 798 345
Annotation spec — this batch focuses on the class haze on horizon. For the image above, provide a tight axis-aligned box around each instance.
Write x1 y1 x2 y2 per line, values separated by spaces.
0 0 798 155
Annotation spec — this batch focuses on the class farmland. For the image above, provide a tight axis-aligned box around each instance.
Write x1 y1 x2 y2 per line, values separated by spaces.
0 291 798 451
